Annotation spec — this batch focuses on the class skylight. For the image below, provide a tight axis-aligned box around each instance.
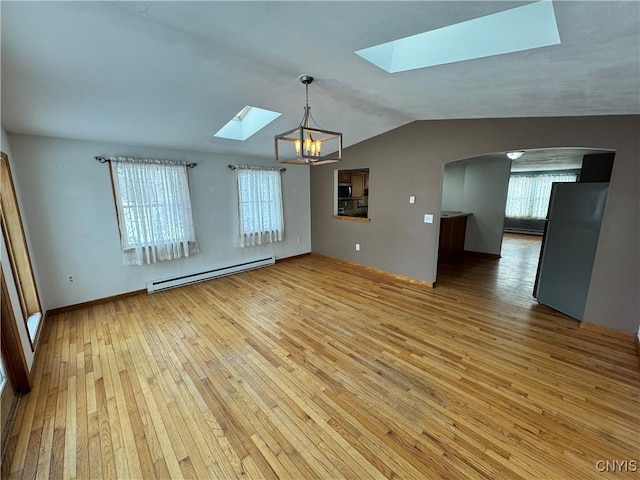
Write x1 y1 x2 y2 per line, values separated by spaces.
355 0 560 74
214 106 281 141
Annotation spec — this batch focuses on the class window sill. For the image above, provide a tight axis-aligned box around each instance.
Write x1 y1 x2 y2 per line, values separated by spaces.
331 215 371 223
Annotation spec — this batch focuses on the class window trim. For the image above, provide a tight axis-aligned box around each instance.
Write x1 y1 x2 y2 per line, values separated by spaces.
0 152 42 350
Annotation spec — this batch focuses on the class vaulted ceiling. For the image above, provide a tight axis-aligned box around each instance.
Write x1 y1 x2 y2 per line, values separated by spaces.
2 1 639 160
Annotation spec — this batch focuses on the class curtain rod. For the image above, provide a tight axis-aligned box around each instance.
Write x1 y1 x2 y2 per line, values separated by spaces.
228 164 286 172
94 156 197 168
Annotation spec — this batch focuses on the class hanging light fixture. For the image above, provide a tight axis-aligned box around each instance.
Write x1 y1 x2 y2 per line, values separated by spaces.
275 75 342 165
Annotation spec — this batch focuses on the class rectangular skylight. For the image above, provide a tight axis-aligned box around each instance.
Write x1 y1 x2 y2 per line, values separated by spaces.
214 106 281 141
355 0 560 73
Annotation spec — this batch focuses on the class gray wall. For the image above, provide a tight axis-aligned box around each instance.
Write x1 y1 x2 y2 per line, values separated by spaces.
310 116 639 333
441 159 511 255
441 163 465 211
462 160 511 255
7 133 311 310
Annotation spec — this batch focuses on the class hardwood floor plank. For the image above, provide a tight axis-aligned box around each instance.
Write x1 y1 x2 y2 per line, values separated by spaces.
62 375 76 480
94 378 115 480
86 411 102 480
3 234 639 480
75 349 89 480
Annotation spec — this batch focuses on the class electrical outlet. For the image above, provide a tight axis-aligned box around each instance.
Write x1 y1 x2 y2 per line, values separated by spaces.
424 214 434 224
67 274 75 284
409 196 416 204
297 236 301 243
355 243 360 251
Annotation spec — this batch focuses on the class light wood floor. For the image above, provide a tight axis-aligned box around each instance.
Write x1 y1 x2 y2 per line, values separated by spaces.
3 234 639 479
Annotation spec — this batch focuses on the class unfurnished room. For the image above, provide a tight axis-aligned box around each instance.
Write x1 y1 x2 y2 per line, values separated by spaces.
1 1 639 479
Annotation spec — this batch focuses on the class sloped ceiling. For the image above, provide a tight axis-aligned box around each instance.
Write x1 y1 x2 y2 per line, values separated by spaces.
1 1 639 160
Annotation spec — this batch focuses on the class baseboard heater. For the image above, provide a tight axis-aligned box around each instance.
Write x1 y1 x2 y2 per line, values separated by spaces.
146 256 275 293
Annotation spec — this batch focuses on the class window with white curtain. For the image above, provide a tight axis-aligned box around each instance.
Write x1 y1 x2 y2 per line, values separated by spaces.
111 157 199 265
505 172 579 220
235 165 284 247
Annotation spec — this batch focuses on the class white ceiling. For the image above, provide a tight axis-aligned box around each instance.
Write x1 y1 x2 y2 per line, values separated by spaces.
2 1 639 162
450 147 613 172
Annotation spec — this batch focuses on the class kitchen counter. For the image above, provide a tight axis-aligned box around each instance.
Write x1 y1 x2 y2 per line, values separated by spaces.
441 210 472 219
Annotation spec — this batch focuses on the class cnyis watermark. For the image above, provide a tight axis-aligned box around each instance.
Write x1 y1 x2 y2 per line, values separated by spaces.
595 460 638 473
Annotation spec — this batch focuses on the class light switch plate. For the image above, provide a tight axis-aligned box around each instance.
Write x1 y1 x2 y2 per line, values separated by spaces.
409 196 416 204
424 214 434 224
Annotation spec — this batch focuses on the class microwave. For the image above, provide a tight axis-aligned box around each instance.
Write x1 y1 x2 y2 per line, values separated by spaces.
338 183 352 199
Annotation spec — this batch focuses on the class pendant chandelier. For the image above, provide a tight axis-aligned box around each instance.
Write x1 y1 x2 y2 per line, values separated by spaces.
274 75 342 165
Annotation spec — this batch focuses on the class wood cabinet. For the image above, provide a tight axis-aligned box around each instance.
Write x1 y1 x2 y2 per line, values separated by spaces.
338 171 351 183
351 172 365 199
438 214 470 264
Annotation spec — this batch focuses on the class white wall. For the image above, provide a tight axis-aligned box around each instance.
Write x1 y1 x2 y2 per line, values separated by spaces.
461 160 511 255
8 133 311 310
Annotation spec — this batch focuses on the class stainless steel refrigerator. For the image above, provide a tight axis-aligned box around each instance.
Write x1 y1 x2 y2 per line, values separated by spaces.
533 182 609 321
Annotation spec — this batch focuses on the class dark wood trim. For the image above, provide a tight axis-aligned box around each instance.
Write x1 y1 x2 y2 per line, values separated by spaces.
311 253 435 288
275 252 311 263
0 267 32 393
47 289 147 316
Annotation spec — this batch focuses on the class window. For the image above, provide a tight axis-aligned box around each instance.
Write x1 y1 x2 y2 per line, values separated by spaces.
111 157 199 265
236 166 284 247
505 172 578 220
336 169 369 220
0 354 7 394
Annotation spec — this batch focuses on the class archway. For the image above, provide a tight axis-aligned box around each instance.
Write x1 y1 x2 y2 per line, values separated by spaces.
436 146 615 316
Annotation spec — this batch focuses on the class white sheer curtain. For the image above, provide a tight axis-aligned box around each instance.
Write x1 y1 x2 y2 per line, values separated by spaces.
111 157 199 265
236 165 284 247
505 172 578 220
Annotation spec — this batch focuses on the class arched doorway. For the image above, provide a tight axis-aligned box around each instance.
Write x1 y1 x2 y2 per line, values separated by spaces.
436 147 615 318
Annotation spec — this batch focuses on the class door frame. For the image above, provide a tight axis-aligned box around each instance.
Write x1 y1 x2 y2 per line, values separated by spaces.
0 151 43 349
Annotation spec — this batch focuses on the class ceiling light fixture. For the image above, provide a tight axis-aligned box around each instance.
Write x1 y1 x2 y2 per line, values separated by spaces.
274 75 342 165
506 151 525 160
